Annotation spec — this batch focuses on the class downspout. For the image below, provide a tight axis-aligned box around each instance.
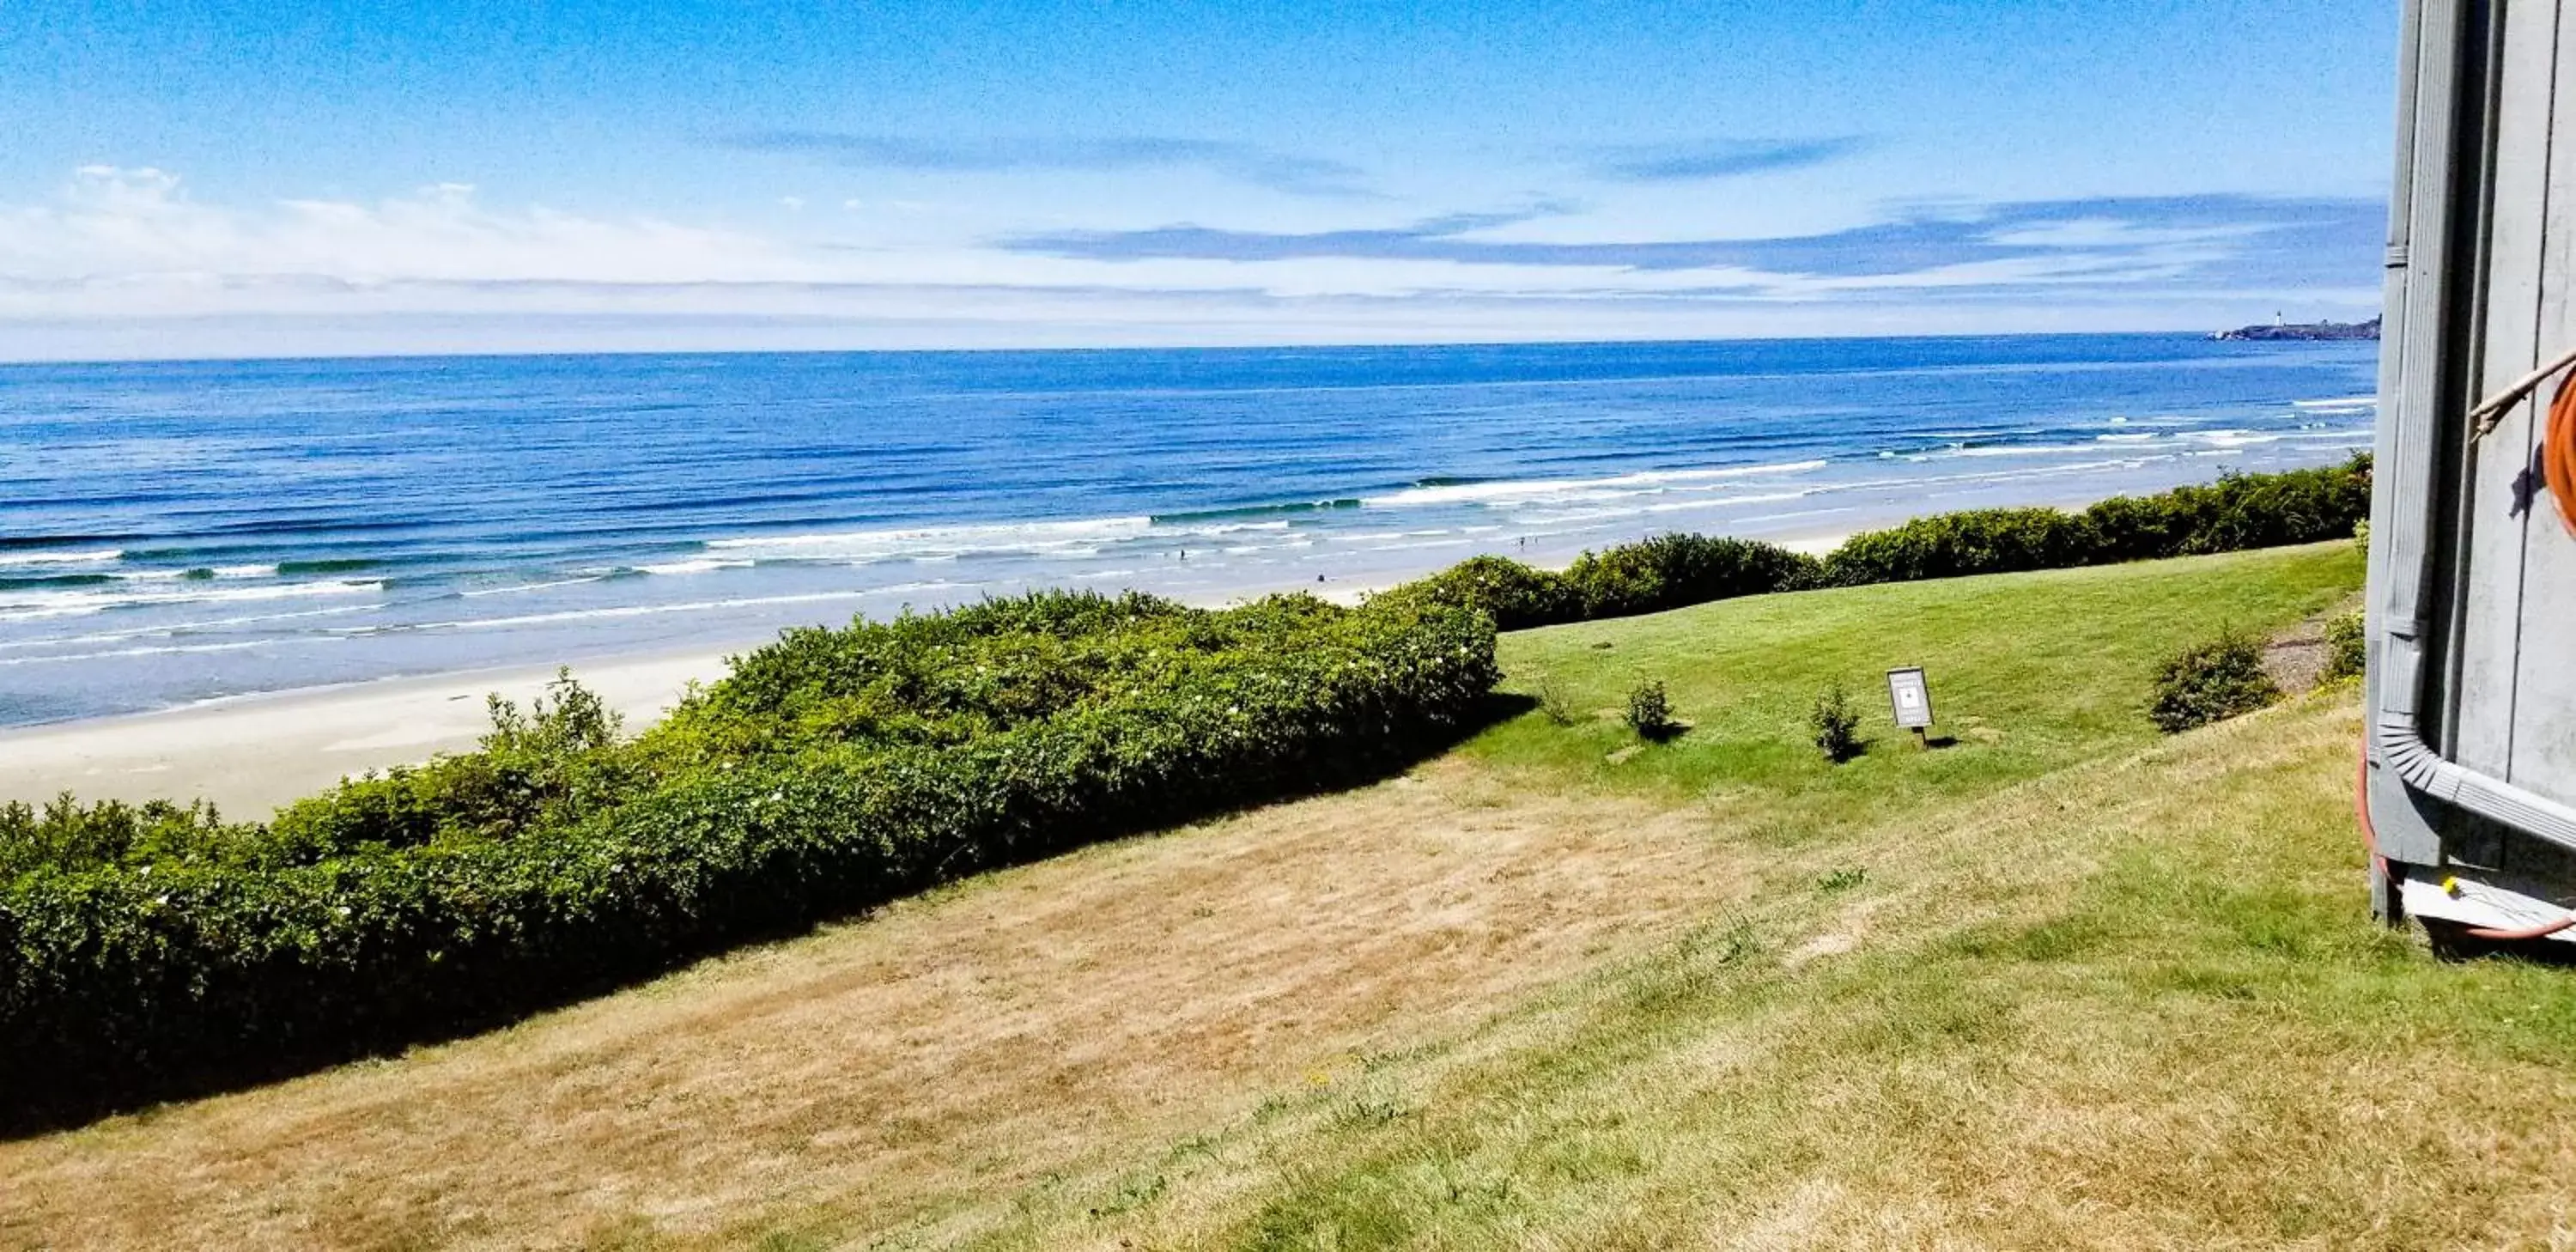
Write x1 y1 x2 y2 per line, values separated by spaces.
2373 648 2576 854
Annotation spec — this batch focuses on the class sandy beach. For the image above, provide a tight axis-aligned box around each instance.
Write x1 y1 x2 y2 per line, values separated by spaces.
0 647 739 818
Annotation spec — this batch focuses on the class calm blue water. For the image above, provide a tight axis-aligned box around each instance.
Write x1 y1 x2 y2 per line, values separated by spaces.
0 336 2377 726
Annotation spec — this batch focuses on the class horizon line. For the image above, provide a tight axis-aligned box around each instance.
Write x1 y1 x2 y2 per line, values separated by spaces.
0 321 2379 369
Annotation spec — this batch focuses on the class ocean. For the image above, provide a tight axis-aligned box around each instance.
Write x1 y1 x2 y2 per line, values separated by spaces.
0 335 2378 727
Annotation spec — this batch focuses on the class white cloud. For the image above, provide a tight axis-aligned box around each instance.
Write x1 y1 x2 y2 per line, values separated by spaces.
2 167 829 289
0 167 2380 359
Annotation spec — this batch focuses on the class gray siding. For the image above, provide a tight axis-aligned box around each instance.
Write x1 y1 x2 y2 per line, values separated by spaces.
2446 0 2576 807
2369 0 2576 883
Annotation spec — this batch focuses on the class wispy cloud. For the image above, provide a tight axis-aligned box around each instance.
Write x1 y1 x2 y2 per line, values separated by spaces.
0 169 2385 358
1003 194 2383 291
0 166 824 289
995 204 1580 266
1589 137 1869 182
719 131 1376 198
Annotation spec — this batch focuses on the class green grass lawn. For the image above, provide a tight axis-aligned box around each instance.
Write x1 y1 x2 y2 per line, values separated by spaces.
1469 540 2362 838
942 542 2576 1249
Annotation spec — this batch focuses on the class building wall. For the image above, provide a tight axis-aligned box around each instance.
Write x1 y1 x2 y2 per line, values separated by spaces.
2446 0 2576 809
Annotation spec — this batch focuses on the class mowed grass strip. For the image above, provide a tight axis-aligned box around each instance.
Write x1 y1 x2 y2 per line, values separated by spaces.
0 773 1726 1252
1041 694 2576 1252
1477 541 2363 826
23 543 2559 1252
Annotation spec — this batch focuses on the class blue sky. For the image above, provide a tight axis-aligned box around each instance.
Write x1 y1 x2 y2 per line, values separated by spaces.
0 1 2397 358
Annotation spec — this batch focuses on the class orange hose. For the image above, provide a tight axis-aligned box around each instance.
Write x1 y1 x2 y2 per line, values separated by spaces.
2355 735 2384 877
2465 915 2576 942
2551 374 2576 538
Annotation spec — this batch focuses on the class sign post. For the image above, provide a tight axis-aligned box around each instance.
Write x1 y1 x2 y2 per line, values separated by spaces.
1886 666 1935 746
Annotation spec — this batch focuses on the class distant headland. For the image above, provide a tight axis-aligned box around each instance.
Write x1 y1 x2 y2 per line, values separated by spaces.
2210 316 2381 342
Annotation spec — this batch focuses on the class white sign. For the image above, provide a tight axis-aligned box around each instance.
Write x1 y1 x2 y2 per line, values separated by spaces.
1886 666 1934 729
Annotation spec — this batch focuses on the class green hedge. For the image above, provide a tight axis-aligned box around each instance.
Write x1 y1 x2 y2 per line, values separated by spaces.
1564 533 1817 618
1382 457 2372 628
1372 555 1581 631
1808 507 2091 586
0 592 1497 1124
1814 458 2372 586
1378 534 1820 629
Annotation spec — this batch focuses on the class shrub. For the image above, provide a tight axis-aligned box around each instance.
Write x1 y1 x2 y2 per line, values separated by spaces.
1625 679 1679 741
1811 684 1864 763
0 795 246 883
1374 555 1577 630
0 591 1499 1125
0 458 2379 1121
2086 459 2372 562
2322 610 2366 684
258 669 648 864
1375 534 1813 630
1812 456 2372 588
1814 507 2095 587
1564 534 1815 617
1533 674 1580 726
1374 460 2372 636
2148 630 2281 733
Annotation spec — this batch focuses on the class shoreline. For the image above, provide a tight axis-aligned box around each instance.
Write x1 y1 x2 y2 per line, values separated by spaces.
0 646 746 818
6 460 2295 822
0 448 2318 817
3 335 2373 807
0 532 1872 818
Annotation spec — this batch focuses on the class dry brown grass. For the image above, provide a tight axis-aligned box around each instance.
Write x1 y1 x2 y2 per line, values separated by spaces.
9 702 2571 1251
0 763 1734 1251
1035 697 2576 1251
